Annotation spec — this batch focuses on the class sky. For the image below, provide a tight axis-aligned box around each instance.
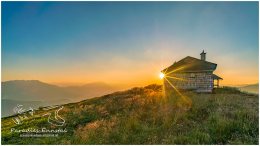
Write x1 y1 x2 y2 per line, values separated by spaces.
2 1 259 87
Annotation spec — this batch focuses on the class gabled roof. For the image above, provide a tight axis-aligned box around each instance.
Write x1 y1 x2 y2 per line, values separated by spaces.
162 56 217 73
212 74 223 80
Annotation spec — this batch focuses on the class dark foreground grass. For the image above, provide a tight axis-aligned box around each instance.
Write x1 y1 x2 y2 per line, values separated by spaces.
1 85 259 144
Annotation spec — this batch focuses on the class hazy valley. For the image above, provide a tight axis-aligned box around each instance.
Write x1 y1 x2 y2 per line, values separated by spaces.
1 80 122 117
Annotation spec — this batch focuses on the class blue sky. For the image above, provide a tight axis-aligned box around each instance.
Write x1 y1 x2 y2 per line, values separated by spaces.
2 2 259 86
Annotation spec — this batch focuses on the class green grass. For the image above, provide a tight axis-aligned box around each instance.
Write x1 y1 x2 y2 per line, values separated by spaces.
1 85 259 144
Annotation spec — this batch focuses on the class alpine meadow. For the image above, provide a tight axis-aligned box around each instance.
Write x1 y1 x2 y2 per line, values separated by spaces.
1 1 259 145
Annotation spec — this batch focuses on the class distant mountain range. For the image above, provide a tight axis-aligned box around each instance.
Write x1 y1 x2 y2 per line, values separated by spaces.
2 80 258 117
238 83 259 94
1 80 121 117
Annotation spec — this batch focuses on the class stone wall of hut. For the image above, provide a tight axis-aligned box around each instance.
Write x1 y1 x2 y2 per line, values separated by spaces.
163 72 214 92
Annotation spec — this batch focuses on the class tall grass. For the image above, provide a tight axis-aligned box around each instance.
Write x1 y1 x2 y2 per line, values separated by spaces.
1 85 258 144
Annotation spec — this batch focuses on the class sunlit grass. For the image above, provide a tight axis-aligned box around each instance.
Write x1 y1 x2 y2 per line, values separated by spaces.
1 85 258 144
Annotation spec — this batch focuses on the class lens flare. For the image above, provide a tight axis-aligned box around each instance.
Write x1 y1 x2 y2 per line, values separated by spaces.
159 72 165 79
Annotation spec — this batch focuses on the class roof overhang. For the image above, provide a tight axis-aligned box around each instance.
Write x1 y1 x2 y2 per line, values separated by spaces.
212 74 223 80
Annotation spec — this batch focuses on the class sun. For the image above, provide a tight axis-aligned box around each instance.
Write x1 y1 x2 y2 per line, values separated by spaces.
159 72 165 79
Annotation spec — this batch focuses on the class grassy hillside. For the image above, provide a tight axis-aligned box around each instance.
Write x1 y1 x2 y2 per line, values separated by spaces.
1 85 258 144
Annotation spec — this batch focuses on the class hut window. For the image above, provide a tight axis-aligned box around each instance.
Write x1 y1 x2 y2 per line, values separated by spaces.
190 73 195 78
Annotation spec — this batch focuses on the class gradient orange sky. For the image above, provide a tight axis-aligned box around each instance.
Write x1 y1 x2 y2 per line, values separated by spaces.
2 2 258 87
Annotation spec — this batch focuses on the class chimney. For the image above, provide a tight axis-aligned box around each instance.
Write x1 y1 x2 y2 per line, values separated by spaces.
200 50 206 61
